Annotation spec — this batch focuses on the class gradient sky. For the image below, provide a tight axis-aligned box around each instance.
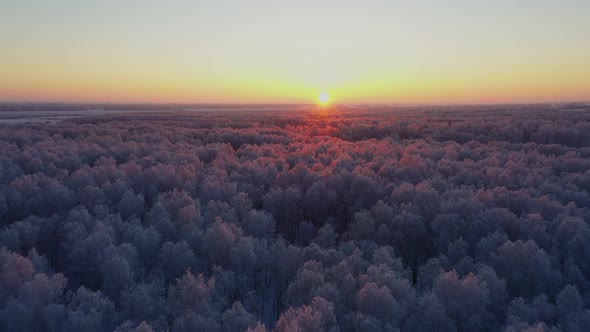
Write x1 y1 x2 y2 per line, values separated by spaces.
1 0 589 104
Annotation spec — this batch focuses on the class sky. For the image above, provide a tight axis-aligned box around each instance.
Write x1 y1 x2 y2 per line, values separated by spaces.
1 0 589 104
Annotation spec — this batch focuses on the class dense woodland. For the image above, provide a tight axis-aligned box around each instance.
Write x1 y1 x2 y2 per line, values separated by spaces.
1 105 590 331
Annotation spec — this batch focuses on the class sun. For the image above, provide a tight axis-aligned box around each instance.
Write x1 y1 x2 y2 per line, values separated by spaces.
317 92 331 105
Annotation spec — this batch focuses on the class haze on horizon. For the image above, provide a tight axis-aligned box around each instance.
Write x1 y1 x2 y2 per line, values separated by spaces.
1 0 589 105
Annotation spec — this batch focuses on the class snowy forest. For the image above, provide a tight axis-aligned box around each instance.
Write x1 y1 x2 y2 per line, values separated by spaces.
1 105 590 331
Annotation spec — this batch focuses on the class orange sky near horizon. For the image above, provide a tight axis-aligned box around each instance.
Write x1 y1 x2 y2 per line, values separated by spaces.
1 1 589 105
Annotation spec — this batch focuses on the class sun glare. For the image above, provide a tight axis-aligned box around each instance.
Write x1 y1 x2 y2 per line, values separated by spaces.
318 92 331 105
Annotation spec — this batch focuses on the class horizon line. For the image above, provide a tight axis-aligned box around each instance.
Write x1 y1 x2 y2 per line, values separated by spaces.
1 100 589 108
